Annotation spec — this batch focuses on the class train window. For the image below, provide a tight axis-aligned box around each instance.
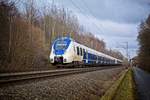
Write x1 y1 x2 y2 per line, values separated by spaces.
83 49 85 55
77 47 79 55
103 57 105 61
80 48 82 56
99 56 102 60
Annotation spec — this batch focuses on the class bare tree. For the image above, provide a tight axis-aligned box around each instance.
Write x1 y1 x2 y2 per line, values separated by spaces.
138 15 150 71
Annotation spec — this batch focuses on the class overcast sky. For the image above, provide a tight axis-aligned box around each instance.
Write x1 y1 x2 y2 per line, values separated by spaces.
45 0 150 58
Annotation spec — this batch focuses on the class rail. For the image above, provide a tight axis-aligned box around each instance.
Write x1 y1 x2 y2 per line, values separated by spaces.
0 66 119 84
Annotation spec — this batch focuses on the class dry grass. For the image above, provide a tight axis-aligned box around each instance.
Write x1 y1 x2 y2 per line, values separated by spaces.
101 68 136 100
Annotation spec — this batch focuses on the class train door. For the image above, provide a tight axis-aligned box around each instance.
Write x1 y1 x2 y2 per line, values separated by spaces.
84 50 88 64
83 49 86 63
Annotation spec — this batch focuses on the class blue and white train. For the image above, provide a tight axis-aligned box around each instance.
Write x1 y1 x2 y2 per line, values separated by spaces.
50 37 122 66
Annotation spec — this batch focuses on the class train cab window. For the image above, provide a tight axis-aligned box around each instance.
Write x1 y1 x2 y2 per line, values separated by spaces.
80 48 82 56
77 47 79 55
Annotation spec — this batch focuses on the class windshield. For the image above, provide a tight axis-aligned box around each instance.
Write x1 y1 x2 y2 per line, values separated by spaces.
54 40 68 50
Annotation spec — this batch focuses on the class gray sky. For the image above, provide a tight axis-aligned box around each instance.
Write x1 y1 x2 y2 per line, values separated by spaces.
46 0 150 58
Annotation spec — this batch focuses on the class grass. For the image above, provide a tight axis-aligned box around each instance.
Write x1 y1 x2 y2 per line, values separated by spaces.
101 68 136 100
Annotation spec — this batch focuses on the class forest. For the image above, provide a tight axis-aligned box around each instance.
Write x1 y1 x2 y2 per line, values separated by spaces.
0 0 124 72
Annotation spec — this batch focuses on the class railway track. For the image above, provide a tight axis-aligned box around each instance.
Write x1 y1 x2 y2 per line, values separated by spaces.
0 66 119 84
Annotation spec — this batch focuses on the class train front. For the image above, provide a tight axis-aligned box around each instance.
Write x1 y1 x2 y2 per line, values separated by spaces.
50 37 72 64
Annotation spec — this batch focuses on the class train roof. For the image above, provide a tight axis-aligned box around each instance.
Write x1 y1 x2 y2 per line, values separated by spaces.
54 37 73 41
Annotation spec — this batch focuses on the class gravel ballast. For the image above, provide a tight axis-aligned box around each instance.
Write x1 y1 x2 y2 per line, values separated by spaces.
0 67 124 100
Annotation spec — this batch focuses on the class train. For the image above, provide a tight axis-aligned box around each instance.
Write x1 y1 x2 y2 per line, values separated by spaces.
50 37 123 67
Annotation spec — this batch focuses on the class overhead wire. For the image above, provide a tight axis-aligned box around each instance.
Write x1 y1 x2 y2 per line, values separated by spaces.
69 0 104 34
81 0 104 32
